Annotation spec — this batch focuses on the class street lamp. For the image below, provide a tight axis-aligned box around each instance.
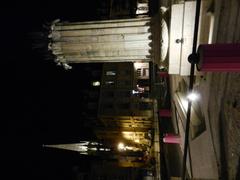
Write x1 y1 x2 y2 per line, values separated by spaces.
118 143 126 151
92 81 100 86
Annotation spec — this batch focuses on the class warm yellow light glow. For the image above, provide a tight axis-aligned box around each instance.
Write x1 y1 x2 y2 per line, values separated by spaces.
118 143 125 151
125 146 133 150
122 131 144 144
122 131 134 140
134 139 140 143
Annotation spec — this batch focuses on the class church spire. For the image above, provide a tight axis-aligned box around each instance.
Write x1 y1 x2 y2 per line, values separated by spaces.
43 141 111 155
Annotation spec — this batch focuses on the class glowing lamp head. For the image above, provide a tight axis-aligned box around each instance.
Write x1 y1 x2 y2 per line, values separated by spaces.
92 81 100 86
187 92 199 101
118 143 125 151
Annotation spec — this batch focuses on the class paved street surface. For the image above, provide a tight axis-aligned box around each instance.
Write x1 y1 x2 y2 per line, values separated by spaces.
202 0 240 178
159 0 240 179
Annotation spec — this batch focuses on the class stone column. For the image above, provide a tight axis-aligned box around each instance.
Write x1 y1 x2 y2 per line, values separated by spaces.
48 18 152 64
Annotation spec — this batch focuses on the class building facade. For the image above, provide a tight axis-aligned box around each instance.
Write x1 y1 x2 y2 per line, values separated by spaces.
96 62 153 167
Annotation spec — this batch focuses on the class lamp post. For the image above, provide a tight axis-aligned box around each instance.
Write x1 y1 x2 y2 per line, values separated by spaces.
182 0 201 179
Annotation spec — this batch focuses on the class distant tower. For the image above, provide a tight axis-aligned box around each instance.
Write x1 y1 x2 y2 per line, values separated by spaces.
43 140 147 167
43 141 111 156
47 18 153 66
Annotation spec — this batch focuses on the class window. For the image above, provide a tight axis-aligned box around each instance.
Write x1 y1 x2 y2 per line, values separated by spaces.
92 81 100 86
137 68 141 77
143 68 149 77
136 68 149 77
106 71 116 76
105 81 114 85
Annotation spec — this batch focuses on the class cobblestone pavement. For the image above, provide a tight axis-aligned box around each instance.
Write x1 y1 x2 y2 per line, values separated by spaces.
205 0 240 178
207 72 240 179
222 73 240 178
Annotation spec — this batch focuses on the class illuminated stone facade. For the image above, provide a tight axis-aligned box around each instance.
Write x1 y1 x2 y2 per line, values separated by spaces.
48 18 152 67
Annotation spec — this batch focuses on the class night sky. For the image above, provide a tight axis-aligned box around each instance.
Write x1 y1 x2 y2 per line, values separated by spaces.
2 1 103 179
